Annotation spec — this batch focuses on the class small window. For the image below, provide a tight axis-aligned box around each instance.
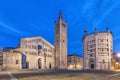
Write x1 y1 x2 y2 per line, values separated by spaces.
16 60 19 64
38 51 40 56
90 54 93 57
68 58 71 62
38 45 42 50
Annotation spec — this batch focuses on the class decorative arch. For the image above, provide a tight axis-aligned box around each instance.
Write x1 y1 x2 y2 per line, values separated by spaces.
49 63 52 69
38 45 42 50
89 58 95 69
38 58 42 69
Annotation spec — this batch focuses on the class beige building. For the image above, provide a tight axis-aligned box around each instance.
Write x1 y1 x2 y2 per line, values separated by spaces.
54 11 67 69
82 27 113 70
1 36 54 70
20 36 54 69
112 54 120 70
2 48 22 70
67 54 83 70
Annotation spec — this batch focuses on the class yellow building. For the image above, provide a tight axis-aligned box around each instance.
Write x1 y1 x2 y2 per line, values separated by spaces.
67 54 83 70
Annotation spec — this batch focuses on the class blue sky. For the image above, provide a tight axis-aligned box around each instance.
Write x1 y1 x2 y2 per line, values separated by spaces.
0 0 120 56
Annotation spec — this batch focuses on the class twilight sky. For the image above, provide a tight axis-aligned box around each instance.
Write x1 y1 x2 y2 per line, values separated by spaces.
0 0 120 56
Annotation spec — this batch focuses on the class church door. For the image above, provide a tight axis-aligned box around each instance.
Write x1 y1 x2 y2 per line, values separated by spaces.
49 63 52 69
90 64 94 69
26 62 29 69
38 58 42 69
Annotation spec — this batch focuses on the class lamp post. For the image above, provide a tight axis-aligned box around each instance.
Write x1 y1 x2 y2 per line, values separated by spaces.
117 53 120 57
116 53 120 70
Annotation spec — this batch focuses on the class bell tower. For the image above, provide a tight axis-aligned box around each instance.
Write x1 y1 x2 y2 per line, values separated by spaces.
54 10 67 69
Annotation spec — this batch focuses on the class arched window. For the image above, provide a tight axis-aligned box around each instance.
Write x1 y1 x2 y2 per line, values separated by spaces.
89 58 94 62
38 45 42 50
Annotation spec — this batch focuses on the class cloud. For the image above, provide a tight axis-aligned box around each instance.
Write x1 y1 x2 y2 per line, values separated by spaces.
94 1 120 26
0 21 30 36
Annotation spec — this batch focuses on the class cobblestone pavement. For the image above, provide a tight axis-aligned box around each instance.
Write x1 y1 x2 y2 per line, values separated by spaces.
0 69 119 80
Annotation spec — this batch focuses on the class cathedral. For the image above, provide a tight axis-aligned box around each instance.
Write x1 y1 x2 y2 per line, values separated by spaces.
0 11 68 70
2 36 54 70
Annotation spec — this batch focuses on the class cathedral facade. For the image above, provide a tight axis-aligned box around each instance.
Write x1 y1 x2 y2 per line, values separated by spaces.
82 28 113 70
2 36 54 70
19 36 54 69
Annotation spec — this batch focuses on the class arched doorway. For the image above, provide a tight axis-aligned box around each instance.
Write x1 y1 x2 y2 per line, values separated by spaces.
22 54 27 69
101 60 106 70
38 58 42 69
89 58 95 69
26 61 29 69
49 63 52 69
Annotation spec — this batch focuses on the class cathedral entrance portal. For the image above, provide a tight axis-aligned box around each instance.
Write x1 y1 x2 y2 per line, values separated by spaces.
38 58 42 69
89 58 95 69
101 60 106 70
90 64 94 69
26 61 29 69
49 63 52 69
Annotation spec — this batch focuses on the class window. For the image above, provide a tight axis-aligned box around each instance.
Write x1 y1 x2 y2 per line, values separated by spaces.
90 50 92 52
16 60 19 64
107 44 109 47
107 39 108 42
90 45 92 48
101 40 103 42
103 60 105 64
25 51 27 54
68 57 71 62
38 45 42 50
62 23 65 28
90 54 93 57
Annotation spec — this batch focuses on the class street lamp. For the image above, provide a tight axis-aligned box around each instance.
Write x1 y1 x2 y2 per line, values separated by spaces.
115 53 120 70
116 62 119 65
117 53 120 57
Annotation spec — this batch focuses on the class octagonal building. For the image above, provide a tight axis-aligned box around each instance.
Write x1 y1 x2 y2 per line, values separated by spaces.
82 27 113 70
